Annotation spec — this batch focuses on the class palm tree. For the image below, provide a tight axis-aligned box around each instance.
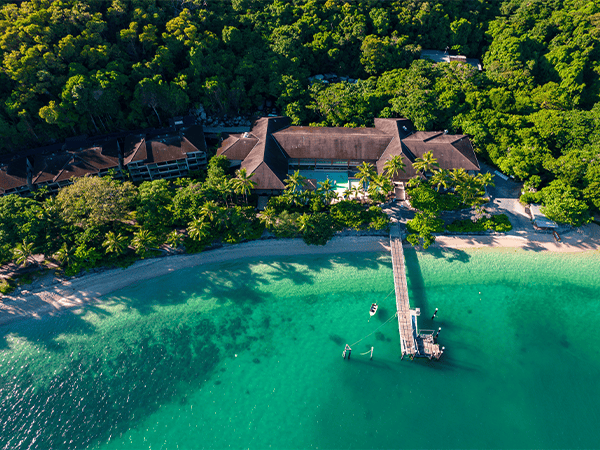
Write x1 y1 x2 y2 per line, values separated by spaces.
298 189 312 206
201 200 229 231
475 172 495 189
368 174 393 202
430 169 452 192
200 200 221 222
131 229 157 255
383 155 406 179
102 231 129 255
413 151 440 176
455 176 480 204
284 170 307 195
351 185 363 201
342 188 352 200
449 168 469 188
187 217 210 241
378 174 394 197
13 240 40 268
232 168 256 205
259 206 278 229
216 178 234 206
356 162 376 190
165 230 184 249
297 213 313 233
317 178 337 205
53 243 73 267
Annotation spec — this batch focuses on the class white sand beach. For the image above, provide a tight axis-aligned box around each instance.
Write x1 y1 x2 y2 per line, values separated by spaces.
1 224 599 327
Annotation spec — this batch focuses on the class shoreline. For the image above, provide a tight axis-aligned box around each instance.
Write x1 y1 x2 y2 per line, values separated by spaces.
1 225 599 327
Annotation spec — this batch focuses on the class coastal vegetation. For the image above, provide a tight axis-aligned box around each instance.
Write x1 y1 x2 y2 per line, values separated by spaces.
446 214 512 233
404 154 497 248
0 155 390 276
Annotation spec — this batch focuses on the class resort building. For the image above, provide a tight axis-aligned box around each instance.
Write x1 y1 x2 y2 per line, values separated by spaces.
123 125 207 182
421 49 483 71
0 138 122 196
216 116 480 200
0 120 207 196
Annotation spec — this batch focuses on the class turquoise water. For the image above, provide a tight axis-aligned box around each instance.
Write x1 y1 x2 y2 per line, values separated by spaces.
296 170 351 193
1 248 600 449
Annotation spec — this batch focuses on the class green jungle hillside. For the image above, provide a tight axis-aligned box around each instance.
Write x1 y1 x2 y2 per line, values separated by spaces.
0 0 599 217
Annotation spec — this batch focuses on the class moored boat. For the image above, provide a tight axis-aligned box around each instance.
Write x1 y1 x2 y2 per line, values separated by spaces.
369 303 378 316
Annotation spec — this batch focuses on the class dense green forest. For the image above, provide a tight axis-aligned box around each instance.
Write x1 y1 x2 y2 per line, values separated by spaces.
0 0 599 219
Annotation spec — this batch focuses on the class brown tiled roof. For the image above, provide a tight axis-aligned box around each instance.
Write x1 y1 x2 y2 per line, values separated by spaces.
217 133 259 160
241 117 290 190
402 132 480 172
145 137 193 164
0 145 117 193
374 118 414 139
124 125 206 166
374 120 480 180
181 124 207 153
0 124 208 194
305 179 318 191
0 160 28 193
3 157 28 181
53 157 102 182
272 126 392 160
92 137 120 159
32 153 72 184
123 135 147 165
146 126 177 140
374 119 411 180
72 146 119 171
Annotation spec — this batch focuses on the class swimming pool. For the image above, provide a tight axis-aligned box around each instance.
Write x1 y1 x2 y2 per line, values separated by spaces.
296 170 361 193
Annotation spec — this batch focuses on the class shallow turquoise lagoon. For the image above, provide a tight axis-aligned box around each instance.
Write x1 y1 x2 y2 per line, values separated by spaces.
1 248 600 449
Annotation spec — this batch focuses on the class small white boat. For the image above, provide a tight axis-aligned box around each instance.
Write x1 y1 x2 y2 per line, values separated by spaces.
369 303 378 316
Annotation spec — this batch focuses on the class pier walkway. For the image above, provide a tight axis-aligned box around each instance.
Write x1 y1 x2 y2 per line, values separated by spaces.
390 225 442 360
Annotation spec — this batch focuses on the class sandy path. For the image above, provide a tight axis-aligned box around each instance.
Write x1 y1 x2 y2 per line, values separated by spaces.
433 222 600 252
1 224 599 327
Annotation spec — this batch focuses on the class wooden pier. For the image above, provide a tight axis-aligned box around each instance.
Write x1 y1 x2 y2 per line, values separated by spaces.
390 225 442 360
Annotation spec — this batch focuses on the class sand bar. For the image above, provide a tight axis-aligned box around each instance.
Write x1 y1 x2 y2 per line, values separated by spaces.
1 225 599 327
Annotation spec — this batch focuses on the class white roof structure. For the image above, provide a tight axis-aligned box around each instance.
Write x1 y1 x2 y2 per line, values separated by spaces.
530 204 558 228
421 50 482 71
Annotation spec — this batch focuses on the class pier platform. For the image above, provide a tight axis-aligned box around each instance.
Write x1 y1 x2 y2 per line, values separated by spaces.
390 225 442 360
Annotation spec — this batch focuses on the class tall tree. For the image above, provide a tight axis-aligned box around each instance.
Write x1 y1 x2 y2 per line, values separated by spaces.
102 231 129 255
316 178 338 205
356 161 376 190
383 155 406 179
13 240 39 268
187 217 211 241
232 168 256 205
131 229 158 255
430 169 452 192
284 170 308 195
412 151 440 176
55 177 137 229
